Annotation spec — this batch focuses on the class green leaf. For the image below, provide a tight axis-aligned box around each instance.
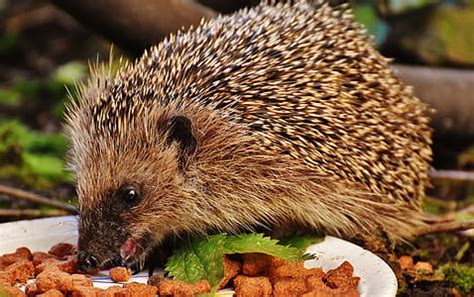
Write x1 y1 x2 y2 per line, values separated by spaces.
279 232 324 250
166 234 227 287
223 233 305 262
165 233 312 290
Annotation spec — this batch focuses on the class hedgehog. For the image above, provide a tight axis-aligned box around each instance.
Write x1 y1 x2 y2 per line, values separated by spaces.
65 0 432 272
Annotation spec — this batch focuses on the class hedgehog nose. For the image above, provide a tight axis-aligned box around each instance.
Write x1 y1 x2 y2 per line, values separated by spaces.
77 251 100 272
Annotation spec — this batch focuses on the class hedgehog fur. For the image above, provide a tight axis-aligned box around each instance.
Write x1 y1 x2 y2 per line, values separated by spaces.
66 0 432 269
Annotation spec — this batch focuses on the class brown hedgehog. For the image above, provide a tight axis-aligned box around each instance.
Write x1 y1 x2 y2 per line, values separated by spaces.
65 1 432 272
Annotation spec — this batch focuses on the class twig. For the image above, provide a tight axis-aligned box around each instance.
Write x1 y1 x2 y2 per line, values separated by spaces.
429 170 474 182
394 65 474 138
0 184 78 214
0 209 70 217
457 204 474 216
416 219 474 236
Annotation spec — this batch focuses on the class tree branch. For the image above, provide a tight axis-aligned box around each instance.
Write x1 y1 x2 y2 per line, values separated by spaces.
393 65 474 138
0 209 70 218
429 169 474 182
51 0 217 55
416 220 474 236
0 184 77 214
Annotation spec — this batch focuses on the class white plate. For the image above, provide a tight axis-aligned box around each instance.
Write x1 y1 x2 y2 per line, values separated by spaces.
0 216 397 296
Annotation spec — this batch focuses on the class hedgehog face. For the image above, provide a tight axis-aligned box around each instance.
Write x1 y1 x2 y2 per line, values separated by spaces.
75 115 197 272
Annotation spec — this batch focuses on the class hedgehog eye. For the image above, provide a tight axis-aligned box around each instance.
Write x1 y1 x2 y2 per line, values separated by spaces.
117 186 140 204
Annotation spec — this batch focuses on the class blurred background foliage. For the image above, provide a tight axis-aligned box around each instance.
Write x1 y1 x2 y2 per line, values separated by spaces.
353 0 474 66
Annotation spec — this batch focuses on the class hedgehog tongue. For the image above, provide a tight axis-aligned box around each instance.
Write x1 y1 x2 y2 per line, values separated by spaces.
120 238 137 262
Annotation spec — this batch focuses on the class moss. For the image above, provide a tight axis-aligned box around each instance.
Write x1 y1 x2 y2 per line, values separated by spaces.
435 6 474 65
0 120 71 189
423 200 443 215
438 263 474 294
0 88 21 107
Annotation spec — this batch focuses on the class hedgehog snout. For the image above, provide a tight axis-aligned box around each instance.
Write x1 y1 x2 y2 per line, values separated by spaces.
77 250 100 273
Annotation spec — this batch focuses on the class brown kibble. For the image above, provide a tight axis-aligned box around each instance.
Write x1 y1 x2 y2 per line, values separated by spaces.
414 261 433 274
0 271 14 285
0 284 26 297
71 273 93 288
123 282 158 297
38 265 61 274
0 247 32 268
269 256 286 268
0 244 361 297
98 285 132 297
242 253 272 276
36 267 74 293
157 279 211 297
451 288 462 297
302 287 359 297
305 274 326 291
218 256 242 289
192 280 211 294
70 287 104 297
398 255 414 270
109 267 131 283
304 272 360 297
35 255 77 275
48 243 76 259
32 252 56 267
324 261 359 289
147 274 164 286
234 275 272 297
273 277 306 297
37 289 65 296
307 267 326 279
2 260 35 285
15 247 33 260
268 261 322 281
85 268 100 276
303 262 360 297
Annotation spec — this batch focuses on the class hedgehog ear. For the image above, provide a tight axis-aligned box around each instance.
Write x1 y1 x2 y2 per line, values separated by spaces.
167 116 197 170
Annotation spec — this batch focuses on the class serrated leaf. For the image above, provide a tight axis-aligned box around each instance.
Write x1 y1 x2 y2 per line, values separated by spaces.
165 233 312 290
279 232 324 250
165 234 226 287
223 233 305 262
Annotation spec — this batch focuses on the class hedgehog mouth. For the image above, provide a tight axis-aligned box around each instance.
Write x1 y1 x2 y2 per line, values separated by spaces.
98 251 145 274
98 237 149 273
